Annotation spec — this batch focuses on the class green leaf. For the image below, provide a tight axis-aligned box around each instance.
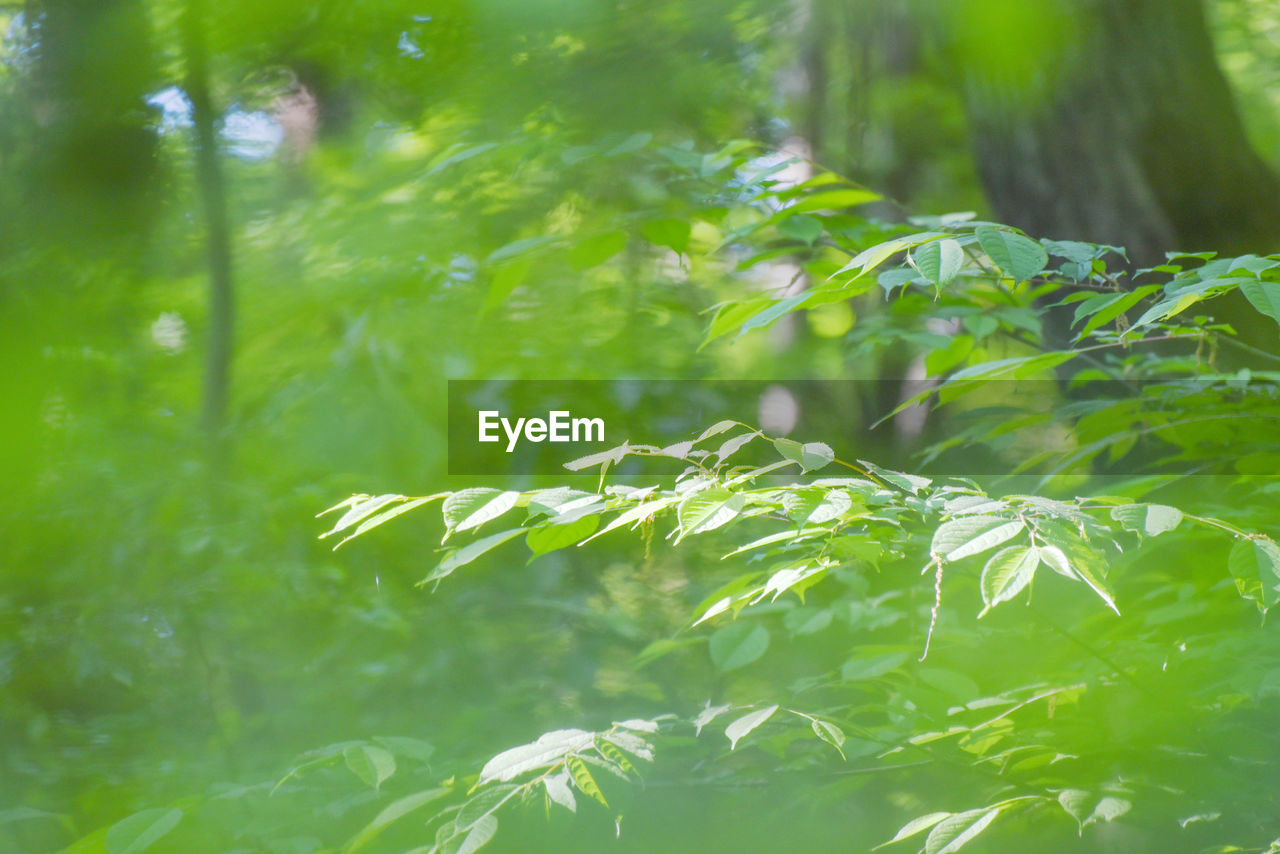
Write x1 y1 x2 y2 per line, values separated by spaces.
641 217 692 254
1228 536 1280 611
372 736 436 763
563 441 631 471
319 494 408 539
783 487 854 527
1110 504 1183 536
980 546 1039 611
702 299 772 347
1130 291 1204 329
327 495 442 549
568 231 627 270
834 232 947 279
1239 279 1280 332
773 438 835 471
790 187 880 212
457 785 514 825
975 227 1048 282
925 334 974 376
925 806 1003 854
858 459 932 493
931 516 1025 561
715 431 759 462
725 705 778 749
911 238 964 288
1068 558 1121 615
725 529 808 558
708 622 770 671
1071 285 1160 340
782 608 832 639
811 719 846 758
443 489 519 536
424 528 526 584
778 214 823 245
486 235 555 264
345 788 450 853
566 756 609 808
841 650 909 682
736 292 811 338
581 496 679 545
543 771 577 813
875 812 952 849
526 515 600 556
344 745 396 791
676 489 745 542
483 256 532 313
479 730 594 784
1036 545 1075 578
1058 790 1131 834
105 809 183 854
103 809 181 854
698 420 739 441
947 351 1072 383
457 814 498 854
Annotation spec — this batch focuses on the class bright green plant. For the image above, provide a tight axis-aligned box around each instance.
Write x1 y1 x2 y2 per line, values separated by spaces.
316 208 1280 853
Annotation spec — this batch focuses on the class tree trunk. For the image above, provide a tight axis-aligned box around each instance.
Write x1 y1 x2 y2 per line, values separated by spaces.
182 0 235 443
955 0 1280 266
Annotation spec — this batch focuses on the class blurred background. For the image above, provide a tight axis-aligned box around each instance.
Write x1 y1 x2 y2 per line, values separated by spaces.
2 0 1279 851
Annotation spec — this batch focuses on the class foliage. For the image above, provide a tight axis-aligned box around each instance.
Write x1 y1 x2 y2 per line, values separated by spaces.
312 204 1280 853
5 2 1280 854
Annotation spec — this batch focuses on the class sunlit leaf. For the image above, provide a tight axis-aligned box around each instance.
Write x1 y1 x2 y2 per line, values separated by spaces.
725 705 778 750
443 489 519 536
676 489 745 542
980 546 1039 611
693 702 733 736
581 496 679 545
874 812 951 849
424 528 525 584
566 756 609 808
773 438 834 472
543 771 577 813
457 814 498 854
924 806 1003 854
1228 536 1280 611
479 730 594 784
931 516 1025 561
1058 790 1131 834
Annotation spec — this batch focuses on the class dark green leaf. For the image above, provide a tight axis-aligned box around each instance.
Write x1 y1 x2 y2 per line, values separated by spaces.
975 227 1048 282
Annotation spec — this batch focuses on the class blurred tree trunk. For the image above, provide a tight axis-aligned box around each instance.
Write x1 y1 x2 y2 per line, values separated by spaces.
953 0 1280 266
182 0 235 442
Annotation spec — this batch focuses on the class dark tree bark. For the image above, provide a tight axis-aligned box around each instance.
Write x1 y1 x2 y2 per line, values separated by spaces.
955 0 1280 266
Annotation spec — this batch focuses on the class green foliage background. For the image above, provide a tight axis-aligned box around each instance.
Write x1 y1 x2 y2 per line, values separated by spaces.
2 2 1279 853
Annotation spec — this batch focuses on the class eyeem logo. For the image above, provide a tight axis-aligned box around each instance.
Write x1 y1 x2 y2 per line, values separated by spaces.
478 410 605 453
